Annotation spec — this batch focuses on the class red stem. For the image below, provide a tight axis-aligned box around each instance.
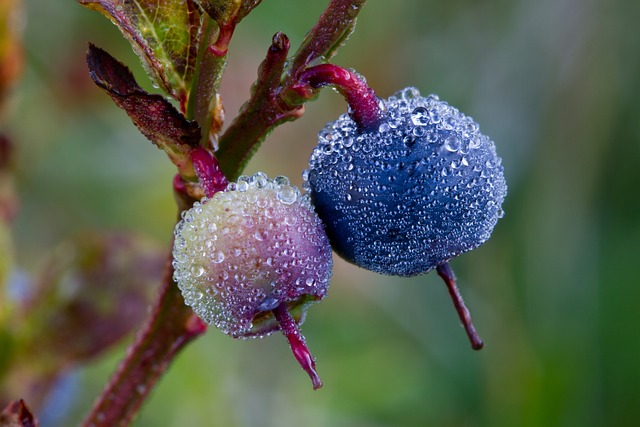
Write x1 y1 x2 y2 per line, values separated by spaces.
272 303 323 390
436 263 484 350
284 0 369 77
295 64 384 131
216 32 302 180
80 255 207 427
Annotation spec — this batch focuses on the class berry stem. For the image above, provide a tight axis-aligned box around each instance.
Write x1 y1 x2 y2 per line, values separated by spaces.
272 303 323 390
436 263 484 350
295 64 384 132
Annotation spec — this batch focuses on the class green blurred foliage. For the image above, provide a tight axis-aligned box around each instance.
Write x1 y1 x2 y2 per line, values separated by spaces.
2 0 640 426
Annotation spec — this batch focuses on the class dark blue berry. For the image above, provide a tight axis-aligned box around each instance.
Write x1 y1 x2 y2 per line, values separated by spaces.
305 87 507 277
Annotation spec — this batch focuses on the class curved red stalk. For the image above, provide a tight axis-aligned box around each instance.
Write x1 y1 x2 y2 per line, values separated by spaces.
436 263 484 350
295 63 384 132
273 303 323 390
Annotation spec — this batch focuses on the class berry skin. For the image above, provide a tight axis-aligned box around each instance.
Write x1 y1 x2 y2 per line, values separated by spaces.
305 87 507 277
172 173 332 388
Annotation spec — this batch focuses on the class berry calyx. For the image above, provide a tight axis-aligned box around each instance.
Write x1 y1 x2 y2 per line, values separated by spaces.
305 87 507 349
172 173 332 388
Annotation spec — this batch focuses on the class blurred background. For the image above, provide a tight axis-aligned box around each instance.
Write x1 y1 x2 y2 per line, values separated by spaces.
2 0 640 425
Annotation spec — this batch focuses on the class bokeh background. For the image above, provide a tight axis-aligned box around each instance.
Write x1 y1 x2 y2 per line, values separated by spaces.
2 0 640 425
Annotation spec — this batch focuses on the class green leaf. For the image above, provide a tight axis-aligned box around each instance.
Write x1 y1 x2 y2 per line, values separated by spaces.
0 222 12 313
78 0 202 106
86 44 201 178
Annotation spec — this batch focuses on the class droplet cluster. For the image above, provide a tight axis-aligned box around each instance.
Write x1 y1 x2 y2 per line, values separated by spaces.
173 173 332 337
305 87 507 276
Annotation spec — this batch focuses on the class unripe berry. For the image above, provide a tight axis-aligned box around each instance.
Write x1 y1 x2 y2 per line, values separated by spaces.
306 87 507 277
173 173 332 388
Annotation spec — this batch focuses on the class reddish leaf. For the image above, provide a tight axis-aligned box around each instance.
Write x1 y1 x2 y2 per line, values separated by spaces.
0 400 38 427
78 0 201 104
21 232 165 365
87 44 201 176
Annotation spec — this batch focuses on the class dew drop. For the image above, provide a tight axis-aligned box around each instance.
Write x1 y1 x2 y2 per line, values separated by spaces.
413 126 427 137
444 135 461 152
252 172 269 188
212 251 225 263
277 186 298 205
191 265 205 277
236 179 249 192
410 107 430 126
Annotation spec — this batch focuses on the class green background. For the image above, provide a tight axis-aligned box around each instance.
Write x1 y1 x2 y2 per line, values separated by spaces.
4 0 640 425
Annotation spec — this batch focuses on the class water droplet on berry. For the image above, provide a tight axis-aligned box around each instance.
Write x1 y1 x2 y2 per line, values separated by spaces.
410 107 430 126
444 135 461 152
277 186 298 205
191 265 205 277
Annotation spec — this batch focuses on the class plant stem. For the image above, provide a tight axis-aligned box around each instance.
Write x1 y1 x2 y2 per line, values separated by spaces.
80 254 207 427
216 32 300 180
436 263 484 350
272 303 323 390
217 0 369 180
186 18 226 149
284 0 369 80
295 64 384 131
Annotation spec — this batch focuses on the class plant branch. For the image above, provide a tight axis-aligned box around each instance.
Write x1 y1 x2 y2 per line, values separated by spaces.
190 147 228 198
80 253 207 427
186 17 226 149
216 32 301 180
217 0 368 180
284 0 368 82
79 2 369 425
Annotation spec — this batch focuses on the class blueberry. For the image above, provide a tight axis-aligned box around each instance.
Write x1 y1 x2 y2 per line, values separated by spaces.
305 87 507 277
173 173 332 388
